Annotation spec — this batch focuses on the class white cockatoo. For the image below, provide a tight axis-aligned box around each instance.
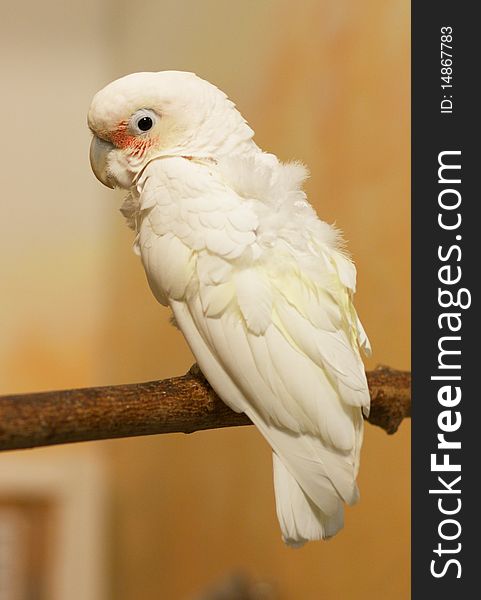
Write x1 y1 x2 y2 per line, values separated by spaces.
88 71 371 546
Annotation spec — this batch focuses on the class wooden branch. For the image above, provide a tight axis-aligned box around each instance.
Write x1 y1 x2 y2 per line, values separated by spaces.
0 364 410 452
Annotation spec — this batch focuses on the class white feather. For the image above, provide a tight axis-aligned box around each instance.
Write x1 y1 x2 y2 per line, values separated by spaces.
273 453 344 546
235 268 272 335
132 152 370 545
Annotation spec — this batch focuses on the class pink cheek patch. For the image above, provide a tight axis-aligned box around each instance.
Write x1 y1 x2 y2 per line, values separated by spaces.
110 122 155 158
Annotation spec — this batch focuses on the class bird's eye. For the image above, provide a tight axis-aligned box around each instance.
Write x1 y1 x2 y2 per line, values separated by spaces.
137 116 153 131
129 109 157 135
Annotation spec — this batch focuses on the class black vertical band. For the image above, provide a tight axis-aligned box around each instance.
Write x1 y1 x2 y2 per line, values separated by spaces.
412 3 477 596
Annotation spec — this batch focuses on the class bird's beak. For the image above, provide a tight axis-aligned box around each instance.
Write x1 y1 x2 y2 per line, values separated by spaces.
89 135 115 189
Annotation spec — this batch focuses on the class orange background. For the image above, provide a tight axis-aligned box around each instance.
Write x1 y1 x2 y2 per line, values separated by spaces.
0 1 410 598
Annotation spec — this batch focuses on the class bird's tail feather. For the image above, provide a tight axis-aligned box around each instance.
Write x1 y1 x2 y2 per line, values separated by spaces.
170 300 358 545
272 453 344 547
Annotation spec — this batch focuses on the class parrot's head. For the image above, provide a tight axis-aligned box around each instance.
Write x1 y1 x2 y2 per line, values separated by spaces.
88 70 255 189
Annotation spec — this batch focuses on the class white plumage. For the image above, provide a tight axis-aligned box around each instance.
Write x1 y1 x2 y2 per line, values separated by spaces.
88 71 371 546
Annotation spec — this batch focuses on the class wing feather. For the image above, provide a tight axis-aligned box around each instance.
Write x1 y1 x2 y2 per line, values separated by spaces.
137 155 371 541
171 299 359 512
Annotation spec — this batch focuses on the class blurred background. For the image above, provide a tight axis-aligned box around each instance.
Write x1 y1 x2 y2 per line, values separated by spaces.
0 0 410 598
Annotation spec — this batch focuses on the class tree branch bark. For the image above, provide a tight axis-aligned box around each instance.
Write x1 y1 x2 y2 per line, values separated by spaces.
0 364 410 452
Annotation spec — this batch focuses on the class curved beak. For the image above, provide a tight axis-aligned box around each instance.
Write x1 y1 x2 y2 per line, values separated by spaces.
89 135 115 189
